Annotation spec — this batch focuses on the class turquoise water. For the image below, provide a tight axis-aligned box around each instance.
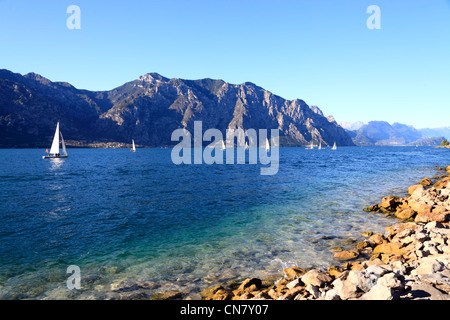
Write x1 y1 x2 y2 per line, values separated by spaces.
0 146 448 299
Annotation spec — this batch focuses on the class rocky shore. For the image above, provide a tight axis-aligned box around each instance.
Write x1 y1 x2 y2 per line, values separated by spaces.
200 166 450 300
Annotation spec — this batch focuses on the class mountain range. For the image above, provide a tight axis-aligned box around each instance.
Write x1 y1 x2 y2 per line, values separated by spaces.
340 121 446 146
0 69 354 148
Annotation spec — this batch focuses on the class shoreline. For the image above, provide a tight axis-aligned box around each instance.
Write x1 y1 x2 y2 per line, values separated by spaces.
199 165 450 300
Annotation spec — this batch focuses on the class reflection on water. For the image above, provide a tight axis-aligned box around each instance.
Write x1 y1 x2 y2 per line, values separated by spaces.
48 158 65 171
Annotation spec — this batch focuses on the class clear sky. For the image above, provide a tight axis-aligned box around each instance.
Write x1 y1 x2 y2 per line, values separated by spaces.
0 0 449 129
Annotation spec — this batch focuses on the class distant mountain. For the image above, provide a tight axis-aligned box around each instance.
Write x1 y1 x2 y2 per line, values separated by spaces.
419 127 450 141
339 121 365 131
346 121 443 146
0 69 355 148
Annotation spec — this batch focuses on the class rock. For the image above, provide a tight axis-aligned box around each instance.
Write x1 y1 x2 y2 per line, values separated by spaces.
408 200 433 216
278 286 304 300
409 184 424 196
328 266 344 279
283 267 305 279
361 231 374 237
359 283 393 300
238 278 262 292
373 243 406 256
333 250 359 261
420 177 433 186
363 204 381 213
251 291 272 300
369 233 386 245
395 207 416 220
286 278 302 290
201 285 232 300
324 288 340 300
380 196 401 211
331 271 362 300
405 283 450 300
434 177 450 189
306 284 321 299
301 269 332 287
416 257 445 276
415 208 449 223
156 291 184 300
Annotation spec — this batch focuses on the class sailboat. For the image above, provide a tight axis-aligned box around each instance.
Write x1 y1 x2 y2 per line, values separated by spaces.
245 141 249 150
306 142 314 150
318 142 322 150
43 122 68 159
131 139 136 152
221 140 226 150
265 138 270 152
332 141 337 150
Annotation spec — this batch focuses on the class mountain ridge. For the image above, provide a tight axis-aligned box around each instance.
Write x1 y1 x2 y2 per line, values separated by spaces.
342 120 445 146
0 69 355 148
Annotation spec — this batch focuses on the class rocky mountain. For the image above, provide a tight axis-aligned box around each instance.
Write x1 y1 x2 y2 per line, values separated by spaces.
0 69 354 148
346 121 443 146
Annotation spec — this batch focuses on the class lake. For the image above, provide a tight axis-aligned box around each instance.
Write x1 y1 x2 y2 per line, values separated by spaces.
0 146 448 299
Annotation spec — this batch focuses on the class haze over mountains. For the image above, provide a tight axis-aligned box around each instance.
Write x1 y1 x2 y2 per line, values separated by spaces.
0 69 354 148
340 121 447 146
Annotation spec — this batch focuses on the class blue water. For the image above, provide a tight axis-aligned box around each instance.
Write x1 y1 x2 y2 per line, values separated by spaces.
0 146 448 299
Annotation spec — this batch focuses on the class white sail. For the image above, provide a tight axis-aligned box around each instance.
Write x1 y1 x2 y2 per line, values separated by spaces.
332 142 337 150
49 122 60 155
60 132 68 156
318 142 322 150
222 140 226 150
265 138 270 151
131 139 136 152
245 141 249 150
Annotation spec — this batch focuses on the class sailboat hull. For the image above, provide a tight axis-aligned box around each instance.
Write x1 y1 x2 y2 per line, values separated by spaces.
42 155 69 159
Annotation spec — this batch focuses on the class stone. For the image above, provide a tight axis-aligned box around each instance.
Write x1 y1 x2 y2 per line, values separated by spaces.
306 284 321 299
251 291 272 300
415 209 449 223
333 250 359 261
434 177 450 189
363 204 381 213
369 233 386 245
301 269 332 287
238 278 262 292
395 207 416 220
359 283 393 300
408 200 433 216
409 184 424 196
331 272 362 300
324 288 340 300
380 196 401 211
416 257 445 276
283 267 306 279
327 266 344 279
419 177 433 186
405 283 449 300
278 286 304 300
286 278 302 290
378 273 402 288
202 285 232 300
373 243 407 256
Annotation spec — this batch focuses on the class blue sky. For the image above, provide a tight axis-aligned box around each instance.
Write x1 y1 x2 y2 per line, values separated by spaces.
0 0 449 129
